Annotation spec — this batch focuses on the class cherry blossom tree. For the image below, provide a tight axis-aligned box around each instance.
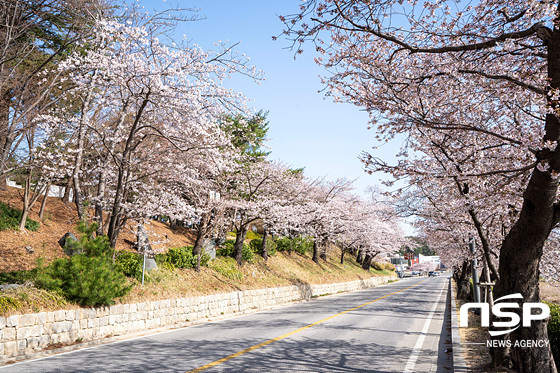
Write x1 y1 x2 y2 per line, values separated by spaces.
224 160 293 265
282 1 559 369
42 10 259 247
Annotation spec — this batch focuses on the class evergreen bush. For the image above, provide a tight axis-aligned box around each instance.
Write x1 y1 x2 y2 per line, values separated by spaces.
293 236 313 255
166 246 195 268
275 236 312 255
372 262 385 271
217 241 255 263
266 238 277 256
241 243 255 263
275 237 292 252
35 222 130 307
0 268 38 284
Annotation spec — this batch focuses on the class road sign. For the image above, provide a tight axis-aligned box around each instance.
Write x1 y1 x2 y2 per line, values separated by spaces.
404 253 414 260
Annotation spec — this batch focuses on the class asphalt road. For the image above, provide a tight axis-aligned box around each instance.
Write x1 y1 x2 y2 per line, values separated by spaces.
0 276 452 373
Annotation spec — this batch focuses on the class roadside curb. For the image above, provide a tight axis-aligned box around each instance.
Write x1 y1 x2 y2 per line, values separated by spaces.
449 277 468 372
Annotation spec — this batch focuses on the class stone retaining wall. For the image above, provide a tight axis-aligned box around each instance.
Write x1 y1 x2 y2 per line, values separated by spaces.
0 275 395 359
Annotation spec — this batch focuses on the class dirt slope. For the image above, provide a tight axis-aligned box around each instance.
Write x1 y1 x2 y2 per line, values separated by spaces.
0 187 195 273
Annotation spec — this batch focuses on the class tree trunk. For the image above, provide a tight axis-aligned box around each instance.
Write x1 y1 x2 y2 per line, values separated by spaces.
320 244 327 261
62 177 72 204
18 177 46 231
467 209 500 281
234 224 249 266
340 246 346 264
312 240 320 264
362 253 373 271
95 103 127 236
0 99 13 190
38 183 51 220
492 167 560 372
356 247 364 265
455 260 472 301
72 69 100 220
107 94 150 247
261 227 269 261
193 213 210 272
490 25 560 373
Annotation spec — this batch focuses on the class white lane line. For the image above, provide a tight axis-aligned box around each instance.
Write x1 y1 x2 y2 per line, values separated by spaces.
402 279 447 373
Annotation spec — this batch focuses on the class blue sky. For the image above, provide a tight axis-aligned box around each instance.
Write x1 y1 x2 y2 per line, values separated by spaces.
141 1 412 233
141 0 401 193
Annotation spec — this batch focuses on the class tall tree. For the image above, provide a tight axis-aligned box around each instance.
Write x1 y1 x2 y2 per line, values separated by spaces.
0 0 105 190
283 1 560 370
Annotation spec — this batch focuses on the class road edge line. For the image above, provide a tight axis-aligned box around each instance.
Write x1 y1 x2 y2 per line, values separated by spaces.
402 278 447 373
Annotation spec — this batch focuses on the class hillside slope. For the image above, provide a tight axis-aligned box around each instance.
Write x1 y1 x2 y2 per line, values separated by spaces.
0 187 195 273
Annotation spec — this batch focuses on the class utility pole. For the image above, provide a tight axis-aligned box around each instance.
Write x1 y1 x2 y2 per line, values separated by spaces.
469 235 481 306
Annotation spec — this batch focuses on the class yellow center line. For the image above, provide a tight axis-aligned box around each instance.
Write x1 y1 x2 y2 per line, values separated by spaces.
186 278 428 373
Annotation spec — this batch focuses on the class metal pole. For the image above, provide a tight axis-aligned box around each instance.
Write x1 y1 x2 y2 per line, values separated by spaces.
141 251 146 286
482 254 494 307
469 236 481 305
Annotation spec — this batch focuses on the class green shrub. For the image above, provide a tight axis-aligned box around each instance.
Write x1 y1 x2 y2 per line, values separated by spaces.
249 238 263 254
372 262 385 271
115 251 143 280
197 250 211 267
0 268 38 284
166 246 195 268
165 246 210 268
217 241 235 257
293 236 313 255
36 254 130 307
249 237 277 256
384 263 396 271
546 302 560 368
209 257 244 280
63 220 111 257
275 237 292 252
35 222 130 307
275 236 313 255
0 202 40 231
241 243 255 263
265 239 277 256
246 230 261 240
217 241 255 263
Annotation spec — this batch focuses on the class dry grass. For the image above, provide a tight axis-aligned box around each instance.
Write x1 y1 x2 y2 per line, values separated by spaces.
118 252 386 306
542 282 560 304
